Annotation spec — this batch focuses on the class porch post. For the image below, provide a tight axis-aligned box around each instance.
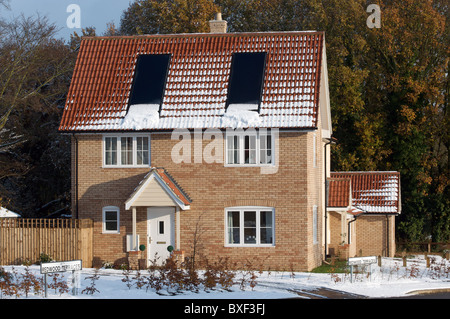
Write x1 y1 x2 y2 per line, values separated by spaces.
176 206 180 250
132 206 137 251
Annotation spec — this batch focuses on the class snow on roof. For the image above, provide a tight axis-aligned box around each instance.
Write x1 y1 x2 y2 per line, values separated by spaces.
0 207 20 218
59 31 325 131
330 171 401 214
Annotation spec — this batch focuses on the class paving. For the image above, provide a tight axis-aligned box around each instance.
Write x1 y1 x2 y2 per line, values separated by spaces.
288 287 366 299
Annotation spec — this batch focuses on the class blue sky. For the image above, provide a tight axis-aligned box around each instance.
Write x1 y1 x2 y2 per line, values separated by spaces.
2 0 132 41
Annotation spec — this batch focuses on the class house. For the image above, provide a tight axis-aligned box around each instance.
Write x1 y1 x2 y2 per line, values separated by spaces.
59 15 400 271
0 207 20 218
327 171 401 259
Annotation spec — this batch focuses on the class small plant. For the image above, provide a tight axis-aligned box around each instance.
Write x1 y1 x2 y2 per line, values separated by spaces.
82 269 100 295
237 259 259 291
407 263 420 279
102 261 114 269
0 267 19 298
19 265 43 297
132 270 146 289
39 253 53 264
121 267 134 290
47 273 69 296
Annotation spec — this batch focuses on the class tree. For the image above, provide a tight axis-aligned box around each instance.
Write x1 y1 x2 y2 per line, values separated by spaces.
120 0 218 35
363 0 449 241
0 14 76 216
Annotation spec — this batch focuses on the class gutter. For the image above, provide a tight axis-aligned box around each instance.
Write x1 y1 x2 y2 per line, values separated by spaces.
72 133 79 219
323 136 337 259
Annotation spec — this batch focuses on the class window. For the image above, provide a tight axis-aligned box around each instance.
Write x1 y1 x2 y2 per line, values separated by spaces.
313 205 318 244
226 52 266 107
128 54 171 106
121 137 133 165
225 129 274 166
103 206 120 233
225 207 274 246
103 135 150 167
159 221 164 235
136 136 150 165
105 137 117 165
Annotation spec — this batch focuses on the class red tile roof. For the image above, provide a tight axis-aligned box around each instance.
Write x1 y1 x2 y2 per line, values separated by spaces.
330 172 401 214
153 168 192 206
59 31 324 132
327 178 351 208
126 167 191 210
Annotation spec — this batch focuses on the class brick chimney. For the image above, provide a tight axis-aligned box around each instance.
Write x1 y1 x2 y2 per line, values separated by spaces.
209 12 227 33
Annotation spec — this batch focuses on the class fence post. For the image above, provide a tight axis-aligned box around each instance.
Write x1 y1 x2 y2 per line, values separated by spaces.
378 255 382 267
402 256 407 267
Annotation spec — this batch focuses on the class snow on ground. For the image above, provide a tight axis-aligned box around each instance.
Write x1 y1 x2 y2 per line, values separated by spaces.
1 255 449 300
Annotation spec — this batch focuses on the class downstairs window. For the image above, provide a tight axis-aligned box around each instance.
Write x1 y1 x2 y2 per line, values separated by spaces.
225 207 274 246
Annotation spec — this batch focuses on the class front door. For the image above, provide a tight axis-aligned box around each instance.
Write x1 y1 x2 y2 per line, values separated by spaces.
147 207 175 266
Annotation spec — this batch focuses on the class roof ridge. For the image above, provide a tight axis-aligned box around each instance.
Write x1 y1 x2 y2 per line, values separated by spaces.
154 167 192 203
82 30 324 41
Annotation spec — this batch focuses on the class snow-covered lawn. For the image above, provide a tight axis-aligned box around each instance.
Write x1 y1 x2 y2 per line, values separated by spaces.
1 255 449 300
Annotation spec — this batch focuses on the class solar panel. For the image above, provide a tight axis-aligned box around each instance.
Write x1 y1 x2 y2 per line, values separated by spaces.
128 54 171 107
226 52 267 109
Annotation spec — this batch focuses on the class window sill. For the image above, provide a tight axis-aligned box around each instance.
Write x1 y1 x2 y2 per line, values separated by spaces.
224 244 275 248
224 164 275 168
102 165 151 169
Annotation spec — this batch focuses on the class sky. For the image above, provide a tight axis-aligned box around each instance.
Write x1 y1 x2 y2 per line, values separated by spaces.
2 0 132 41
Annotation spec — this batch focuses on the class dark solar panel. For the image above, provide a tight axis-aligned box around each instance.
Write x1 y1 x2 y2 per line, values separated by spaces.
226 52 267 108
128 54 171 107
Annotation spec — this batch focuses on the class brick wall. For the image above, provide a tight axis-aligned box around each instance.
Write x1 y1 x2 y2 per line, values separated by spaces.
355 215 396 257
72 130 325 271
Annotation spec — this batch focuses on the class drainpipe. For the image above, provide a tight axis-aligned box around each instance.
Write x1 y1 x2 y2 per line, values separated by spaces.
72 134 79 220
323 136 336 259
386 215 389 257
348 216 358 244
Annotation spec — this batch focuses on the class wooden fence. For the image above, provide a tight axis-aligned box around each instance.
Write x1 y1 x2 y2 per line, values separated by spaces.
0 218 93 267
396 241 449 254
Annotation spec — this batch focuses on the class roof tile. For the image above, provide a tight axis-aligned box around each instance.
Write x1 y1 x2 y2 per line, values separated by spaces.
330 172 401 214
59 32 324 131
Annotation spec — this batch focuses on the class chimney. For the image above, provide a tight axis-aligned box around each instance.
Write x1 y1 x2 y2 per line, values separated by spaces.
209 12 227 33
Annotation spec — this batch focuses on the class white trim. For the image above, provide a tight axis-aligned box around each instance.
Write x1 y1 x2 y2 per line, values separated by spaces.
125 172 190 211
224 206 275 247
102 206 120 234
224 129 276 167
102 133 151 168
313 205 318 244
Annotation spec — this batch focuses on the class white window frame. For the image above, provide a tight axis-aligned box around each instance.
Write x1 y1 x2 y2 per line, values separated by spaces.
313 205 318 244
102 206 120 234
224 129 275 167
103 134 151 168
225 207 275 247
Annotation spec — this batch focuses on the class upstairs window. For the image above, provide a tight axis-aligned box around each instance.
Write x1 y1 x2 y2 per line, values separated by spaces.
226 52 267 109
104 135 150 167
225 129 274 166
128 54 171 107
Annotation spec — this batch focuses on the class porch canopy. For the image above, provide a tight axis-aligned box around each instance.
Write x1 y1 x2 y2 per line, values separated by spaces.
125 167 191 250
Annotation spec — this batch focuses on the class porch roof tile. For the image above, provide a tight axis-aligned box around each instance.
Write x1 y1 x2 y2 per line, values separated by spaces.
330 171 401 214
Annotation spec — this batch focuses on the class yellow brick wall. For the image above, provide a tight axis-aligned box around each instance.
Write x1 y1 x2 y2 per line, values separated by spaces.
72 130 325 271
355 215 396 257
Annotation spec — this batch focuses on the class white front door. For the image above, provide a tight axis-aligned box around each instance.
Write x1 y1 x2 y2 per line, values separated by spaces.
147 207 175 265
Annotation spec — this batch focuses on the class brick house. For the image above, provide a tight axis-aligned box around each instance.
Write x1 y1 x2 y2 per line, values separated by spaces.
327 171 401 259
59 16 400 271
